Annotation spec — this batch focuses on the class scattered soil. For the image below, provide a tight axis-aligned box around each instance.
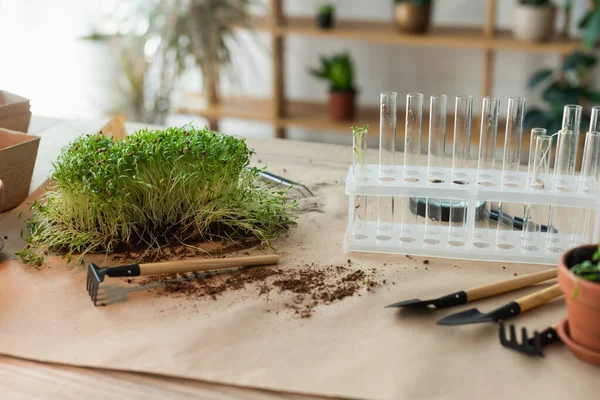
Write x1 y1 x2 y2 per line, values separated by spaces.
423 260 430 265
136 262 379 318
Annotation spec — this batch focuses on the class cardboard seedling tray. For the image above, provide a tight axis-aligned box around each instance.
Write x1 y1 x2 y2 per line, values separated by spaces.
0 90 31 133
0 128 40 212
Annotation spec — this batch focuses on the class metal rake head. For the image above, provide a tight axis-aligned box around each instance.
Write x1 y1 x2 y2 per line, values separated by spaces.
498 320 558 357
86 263 105 306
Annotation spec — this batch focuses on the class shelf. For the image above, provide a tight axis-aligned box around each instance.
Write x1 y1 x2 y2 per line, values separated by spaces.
177 93 272 122
275 17 581 55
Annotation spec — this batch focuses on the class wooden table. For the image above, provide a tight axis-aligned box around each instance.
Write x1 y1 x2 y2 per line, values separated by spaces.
0 116 322 400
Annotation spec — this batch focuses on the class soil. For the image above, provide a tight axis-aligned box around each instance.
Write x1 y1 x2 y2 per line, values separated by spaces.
135 262 380 318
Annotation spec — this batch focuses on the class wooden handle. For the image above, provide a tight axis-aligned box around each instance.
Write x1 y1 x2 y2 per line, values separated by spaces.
465 269 557 302
138 255 280 276
515 283 563 313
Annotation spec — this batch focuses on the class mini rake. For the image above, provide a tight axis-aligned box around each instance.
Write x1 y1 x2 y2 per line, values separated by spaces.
87 255 280 306
498 320 560 357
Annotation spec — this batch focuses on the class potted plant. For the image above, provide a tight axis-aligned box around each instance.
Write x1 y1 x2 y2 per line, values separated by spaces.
393 0 432 34
309 52 357 121
317 4 334 29
558 244 600 363
513 0 557 42
525 3 600 132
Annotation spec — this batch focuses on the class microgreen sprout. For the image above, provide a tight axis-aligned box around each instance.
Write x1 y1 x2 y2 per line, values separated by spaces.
21 125 297 262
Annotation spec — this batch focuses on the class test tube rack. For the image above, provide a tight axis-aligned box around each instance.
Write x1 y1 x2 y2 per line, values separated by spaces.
343 94 600 265
343 165 600 264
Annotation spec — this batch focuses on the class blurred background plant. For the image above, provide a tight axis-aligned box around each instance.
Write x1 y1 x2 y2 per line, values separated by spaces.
83 0 256 124
525 0 600 133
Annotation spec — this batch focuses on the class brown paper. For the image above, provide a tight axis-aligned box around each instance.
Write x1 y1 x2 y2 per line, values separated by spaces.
0 128 40 211
1 121 599 399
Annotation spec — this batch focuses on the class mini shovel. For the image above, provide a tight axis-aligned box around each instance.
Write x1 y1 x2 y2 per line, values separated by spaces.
386 269 556 309
87 254 280 306
437 283 562 326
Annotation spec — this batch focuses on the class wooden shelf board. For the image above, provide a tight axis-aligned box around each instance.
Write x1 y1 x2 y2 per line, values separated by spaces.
275 17 580 54
176 93 272 122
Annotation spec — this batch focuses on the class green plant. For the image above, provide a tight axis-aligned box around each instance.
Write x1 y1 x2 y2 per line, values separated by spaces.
518 0 553 6
318 3 334 14
21 125 296 262
571 248 600 282
525 3 600 132
394 0 432 6
351 124 369 176
309 53 356 92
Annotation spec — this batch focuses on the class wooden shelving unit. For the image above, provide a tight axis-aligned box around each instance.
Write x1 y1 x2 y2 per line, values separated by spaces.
178 0 580 140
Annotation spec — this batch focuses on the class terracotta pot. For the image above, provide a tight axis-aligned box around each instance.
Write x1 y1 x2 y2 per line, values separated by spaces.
513 4 556 42
394 3 432 34
329 91 356 121
317 12 334 29
558 244 600 352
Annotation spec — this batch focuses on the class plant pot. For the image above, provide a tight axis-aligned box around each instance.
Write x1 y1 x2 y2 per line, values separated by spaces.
394 3 432 34
513 4 556 42
329 90 356 121
0 128 40 212
0 90 31 133
317 12 334 29
558 244 600 353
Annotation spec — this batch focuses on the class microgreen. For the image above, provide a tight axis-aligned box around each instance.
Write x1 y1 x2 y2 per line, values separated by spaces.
21 124 297 262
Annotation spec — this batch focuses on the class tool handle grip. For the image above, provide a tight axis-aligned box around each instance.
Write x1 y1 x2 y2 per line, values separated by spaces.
139 255 280 275
465 269 557 302
515 283 562 313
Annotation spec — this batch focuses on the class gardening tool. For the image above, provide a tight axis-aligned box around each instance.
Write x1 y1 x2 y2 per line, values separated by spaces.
87 254 280 306
254 169 314 199
498 320 560 357
386 268 557 309
437 283 563 325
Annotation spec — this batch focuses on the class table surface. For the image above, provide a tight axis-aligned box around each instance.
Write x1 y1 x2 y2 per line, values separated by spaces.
0 116 323 400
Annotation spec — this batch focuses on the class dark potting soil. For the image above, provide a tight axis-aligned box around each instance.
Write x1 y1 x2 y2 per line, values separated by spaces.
135 263 379 318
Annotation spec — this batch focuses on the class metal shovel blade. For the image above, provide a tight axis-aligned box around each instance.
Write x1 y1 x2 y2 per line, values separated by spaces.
437 301 521 326
386 291 467 309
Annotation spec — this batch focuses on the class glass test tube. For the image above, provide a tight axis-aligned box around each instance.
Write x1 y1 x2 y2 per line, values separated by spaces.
571 131 600 246
501 97 526 186
590 106 600 133
546 130 574 252
522 135 552 251
379 91 397 179
424 94 447 244
477 96 499 183
562 105 582 175
527 128 547 187
352 126 368 239
449 95 473 246
377 92 397 240
398 94 424 241
473 97 499 246
404 93 423 179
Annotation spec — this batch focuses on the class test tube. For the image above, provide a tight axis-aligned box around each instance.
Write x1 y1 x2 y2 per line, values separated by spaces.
590 106 600 133
562 104 582 175
473 97 499 246
379 91 397 179
501 97 526 186
527 128 547 188
448 95 473 246
377 92 397 240
424 94 447 244
397 94 423 240
546 129 574 252
351 126 368 239
522 135 552 251
477 96 499 183
571 131 600 246
404 93 423 180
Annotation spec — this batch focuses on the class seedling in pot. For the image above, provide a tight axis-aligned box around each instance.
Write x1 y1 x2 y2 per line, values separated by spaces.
316 3 334 29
